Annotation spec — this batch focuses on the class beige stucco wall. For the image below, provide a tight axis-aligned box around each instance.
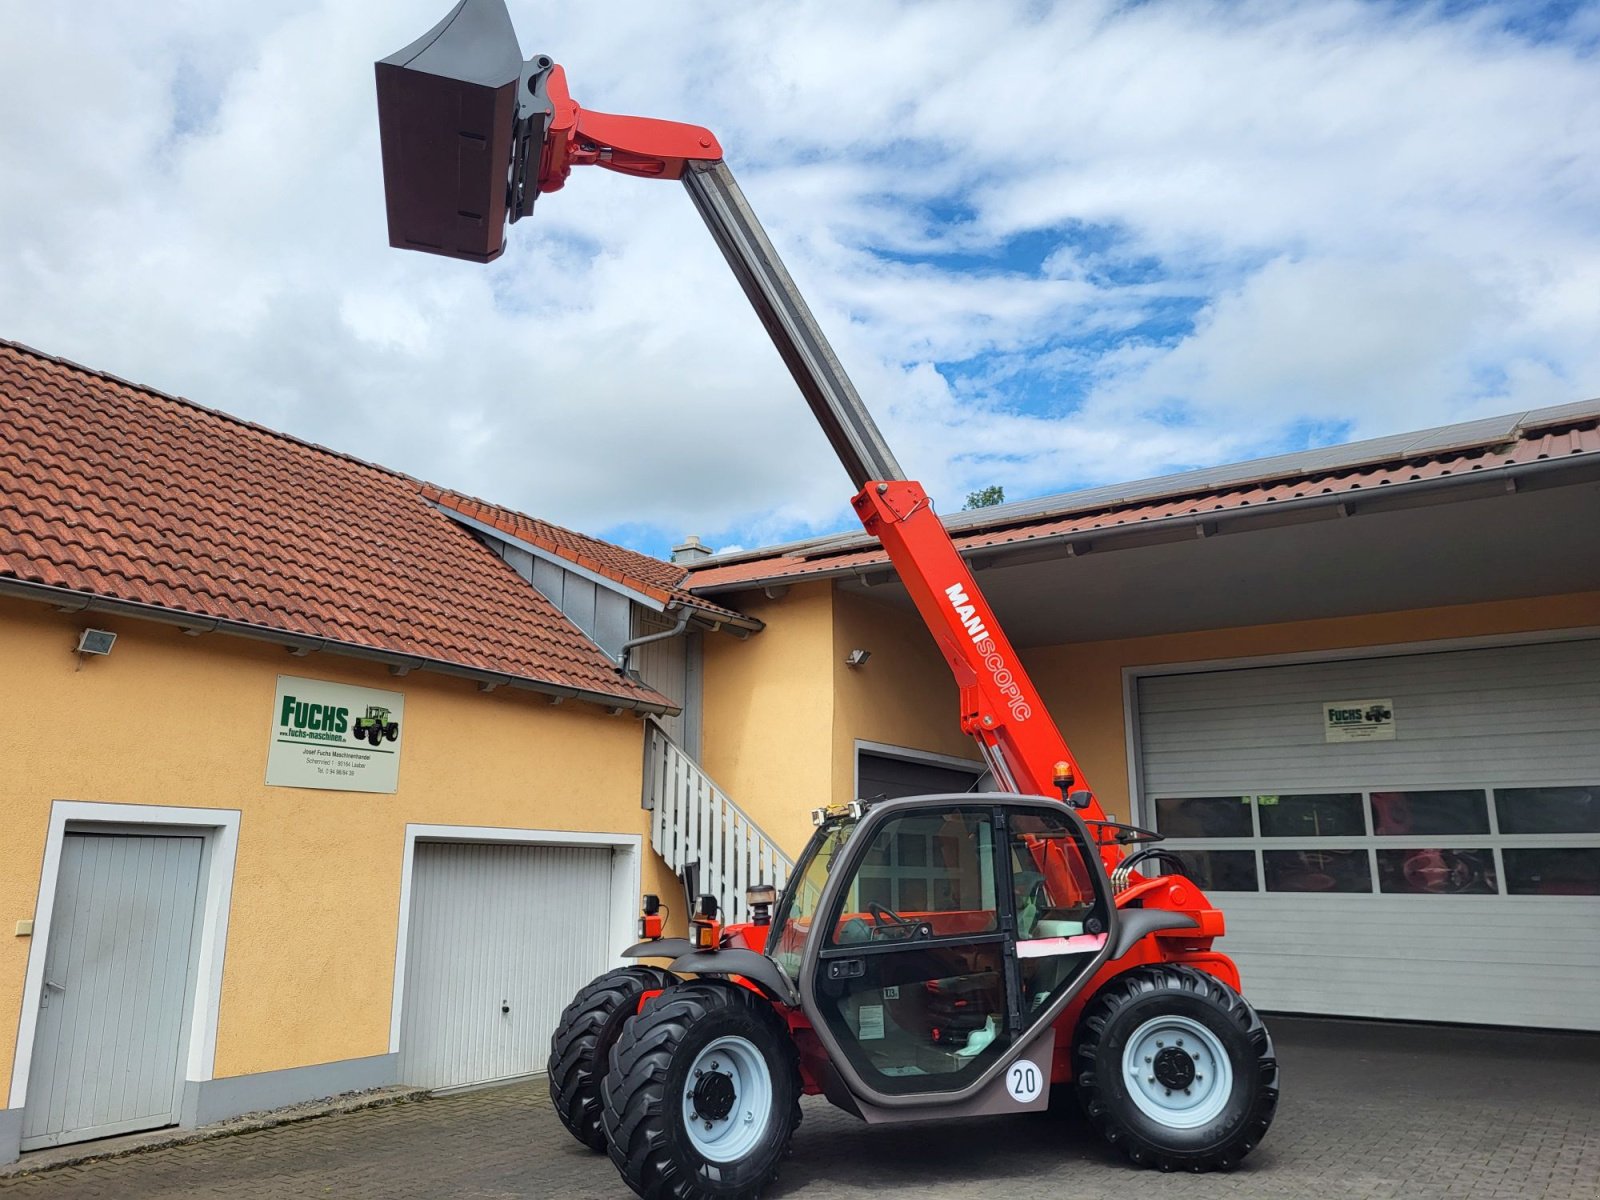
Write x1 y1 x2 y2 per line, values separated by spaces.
698 582 837 861
829 588 983 803
0 596 672 1090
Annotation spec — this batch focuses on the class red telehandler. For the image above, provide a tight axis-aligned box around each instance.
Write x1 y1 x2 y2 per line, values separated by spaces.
375 4 1278 1196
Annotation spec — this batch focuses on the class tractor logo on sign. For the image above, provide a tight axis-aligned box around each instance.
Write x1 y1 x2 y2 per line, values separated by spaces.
1323 697 1396 743
352 704 401 746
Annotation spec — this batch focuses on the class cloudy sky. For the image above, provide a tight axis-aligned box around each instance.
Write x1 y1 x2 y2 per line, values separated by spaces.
2 1 1597 558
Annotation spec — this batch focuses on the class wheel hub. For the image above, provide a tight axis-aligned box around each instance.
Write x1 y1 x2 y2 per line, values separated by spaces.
692 1070 736 1122
1152 1045 1196 1090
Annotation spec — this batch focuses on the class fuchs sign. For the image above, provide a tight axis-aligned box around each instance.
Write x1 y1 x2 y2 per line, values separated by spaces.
266 675 405 793
1323 697 1395 743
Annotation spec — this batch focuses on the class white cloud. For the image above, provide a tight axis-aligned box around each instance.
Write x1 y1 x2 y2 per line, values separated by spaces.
0 1 1596 555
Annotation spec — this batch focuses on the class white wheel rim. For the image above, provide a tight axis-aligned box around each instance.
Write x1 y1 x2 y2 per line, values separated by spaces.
682 1035 773 1162
1121 1014 1234 1130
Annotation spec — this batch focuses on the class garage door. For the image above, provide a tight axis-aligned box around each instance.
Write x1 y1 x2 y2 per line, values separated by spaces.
1135 638 1600 1030
398 843 616 1089
857 749 984 801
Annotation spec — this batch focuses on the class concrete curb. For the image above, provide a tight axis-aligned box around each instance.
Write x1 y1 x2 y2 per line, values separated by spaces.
0 1085 431 1179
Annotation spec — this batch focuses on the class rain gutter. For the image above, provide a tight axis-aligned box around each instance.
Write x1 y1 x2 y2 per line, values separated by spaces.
0 578 677 716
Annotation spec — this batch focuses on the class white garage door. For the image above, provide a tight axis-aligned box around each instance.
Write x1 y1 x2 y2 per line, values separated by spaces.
398 843 617 1089
1135 638 1600 1030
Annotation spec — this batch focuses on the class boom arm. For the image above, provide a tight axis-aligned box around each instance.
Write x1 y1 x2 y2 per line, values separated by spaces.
372 14 1117 858
530 96 1113 832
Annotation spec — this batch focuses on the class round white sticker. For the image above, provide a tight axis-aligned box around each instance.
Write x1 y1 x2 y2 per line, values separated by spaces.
1005 1058 1044 1103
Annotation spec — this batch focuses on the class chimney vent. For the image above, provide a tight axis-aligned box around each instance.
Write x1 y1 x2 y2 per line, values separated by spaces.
671 535 714 565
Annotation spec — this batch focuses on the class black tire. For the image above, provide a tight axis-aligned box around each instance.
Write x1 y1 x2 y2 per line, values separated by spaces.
602 980 801 1199
549 966 677 1152
368 726 382 746
384 723 399 742
1074 964 1278 1172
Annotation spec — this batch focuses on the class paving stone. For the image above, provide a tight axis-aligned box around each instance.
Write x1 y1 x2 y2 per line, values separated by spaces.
1 1017 1596 1199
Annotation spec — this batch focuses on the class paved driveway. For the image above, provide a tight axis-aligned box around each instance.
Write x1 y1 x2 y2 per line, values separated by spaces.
2 1017 1597 1199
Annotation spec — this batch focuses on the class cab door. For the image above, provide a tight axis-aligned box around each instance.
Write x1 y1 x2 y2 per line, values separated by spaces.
803 799 1112 1101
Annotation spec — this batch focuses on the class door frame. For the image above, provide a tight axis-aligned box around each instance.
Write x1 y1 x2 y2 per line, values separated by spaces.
386 824 642 1056
8 801 241 1120
799 794 1117 1109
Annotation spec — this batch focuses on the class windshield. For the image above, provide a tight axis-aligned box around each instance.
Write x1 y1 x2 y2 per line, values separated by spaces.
766 817 858 980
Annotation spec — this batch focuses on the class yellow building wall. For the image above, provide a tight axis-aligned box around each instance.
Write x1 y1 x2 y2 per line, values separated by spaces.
0 596 672 1089
698 582 837 861
829 588 983 805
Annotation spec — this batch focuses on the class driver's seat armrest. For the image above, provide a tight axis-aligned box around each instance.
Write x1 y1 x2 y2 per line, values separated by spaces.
1108 909 1198 960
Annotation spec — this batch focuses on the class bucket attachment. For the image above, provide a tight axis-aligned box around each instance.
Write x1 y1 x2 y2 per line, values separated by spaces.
376 0 721 264
374 0 545 262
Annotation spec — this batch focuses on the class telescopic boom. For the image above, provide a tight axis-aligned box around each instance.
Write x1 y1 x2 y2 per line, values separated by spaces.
375 0 1113 850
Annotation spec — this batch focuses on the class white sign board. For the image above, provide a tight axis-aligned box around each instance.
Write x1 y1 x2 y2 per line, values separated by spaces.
267 675 405 793
1323 697 1395 743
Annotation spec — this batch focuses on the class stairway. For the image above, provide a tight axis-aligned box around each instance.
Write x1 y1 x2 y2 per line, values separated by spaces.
642 720 793 924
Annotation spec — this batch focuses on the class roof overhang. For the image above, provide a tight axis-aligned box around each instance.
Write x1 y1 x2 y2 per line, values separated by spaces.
0 577 678 716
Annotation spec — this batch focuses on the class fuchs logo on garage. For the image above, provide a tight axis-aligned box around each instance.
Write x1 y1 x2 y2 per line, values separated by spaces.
945 583 1032 722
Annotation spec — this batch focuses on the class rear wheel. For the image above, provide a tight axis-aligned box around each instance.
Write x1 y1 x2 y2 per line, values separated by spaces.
603 980 800 1199
548 966 676 1152
1074 964 1278 1172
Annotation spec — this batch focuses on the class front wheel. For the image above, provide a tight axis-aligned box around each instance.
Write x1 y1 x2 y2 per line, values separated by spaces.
1074 964 1278 1172
549 966 676 1152
603 980 800 1199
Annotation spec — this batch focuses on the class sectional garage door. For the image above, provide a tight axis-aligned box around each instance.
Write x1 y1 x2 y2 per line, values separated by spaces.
398 843 616 1089
1135 638 1600 1030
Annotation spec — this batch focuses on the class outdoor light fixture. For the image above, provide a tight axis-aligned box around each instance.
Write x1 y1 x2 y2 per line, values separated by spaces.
844 648 871 667
74 629 116 657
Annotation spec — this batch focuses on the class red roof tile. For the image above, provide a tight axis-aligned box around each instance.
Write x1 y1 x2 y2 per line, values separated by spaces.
687 408 1600 592
422 485 753 626
0 340 670 709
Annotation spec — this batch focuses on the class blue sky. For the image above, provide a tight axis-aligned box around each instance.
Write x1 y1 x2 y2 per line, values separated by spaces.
0 1 1596 562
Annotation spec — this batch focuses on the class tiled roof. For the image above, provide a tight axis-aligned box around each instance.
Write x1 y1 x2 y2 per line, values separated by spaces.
687 402 1600 592
0 340 672 709
422 486 754 626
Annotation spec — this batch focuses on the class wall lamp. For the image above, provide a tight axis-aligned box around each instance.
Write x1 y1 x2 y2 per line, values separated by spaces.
75 629 116 657
844 648 871 667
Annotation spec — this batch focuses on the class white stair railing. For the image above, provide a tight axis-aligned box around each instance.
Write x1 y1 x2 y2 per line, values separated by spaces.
643 720 792 925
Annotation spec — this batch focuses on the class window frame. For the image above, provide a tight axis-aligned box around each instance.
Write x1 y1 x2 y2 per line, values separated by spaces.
1143 786 1600 898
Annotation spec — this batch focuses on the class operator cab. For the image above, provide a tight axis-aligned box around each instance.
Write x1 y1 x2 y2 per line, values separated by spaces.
768 794 1114 1101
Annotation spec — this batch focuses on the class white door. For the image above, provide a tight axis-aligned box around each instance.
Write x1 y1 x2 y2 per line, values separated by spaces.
23 833 205 1149
398 842 616 1089
1136 638 1600 1029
